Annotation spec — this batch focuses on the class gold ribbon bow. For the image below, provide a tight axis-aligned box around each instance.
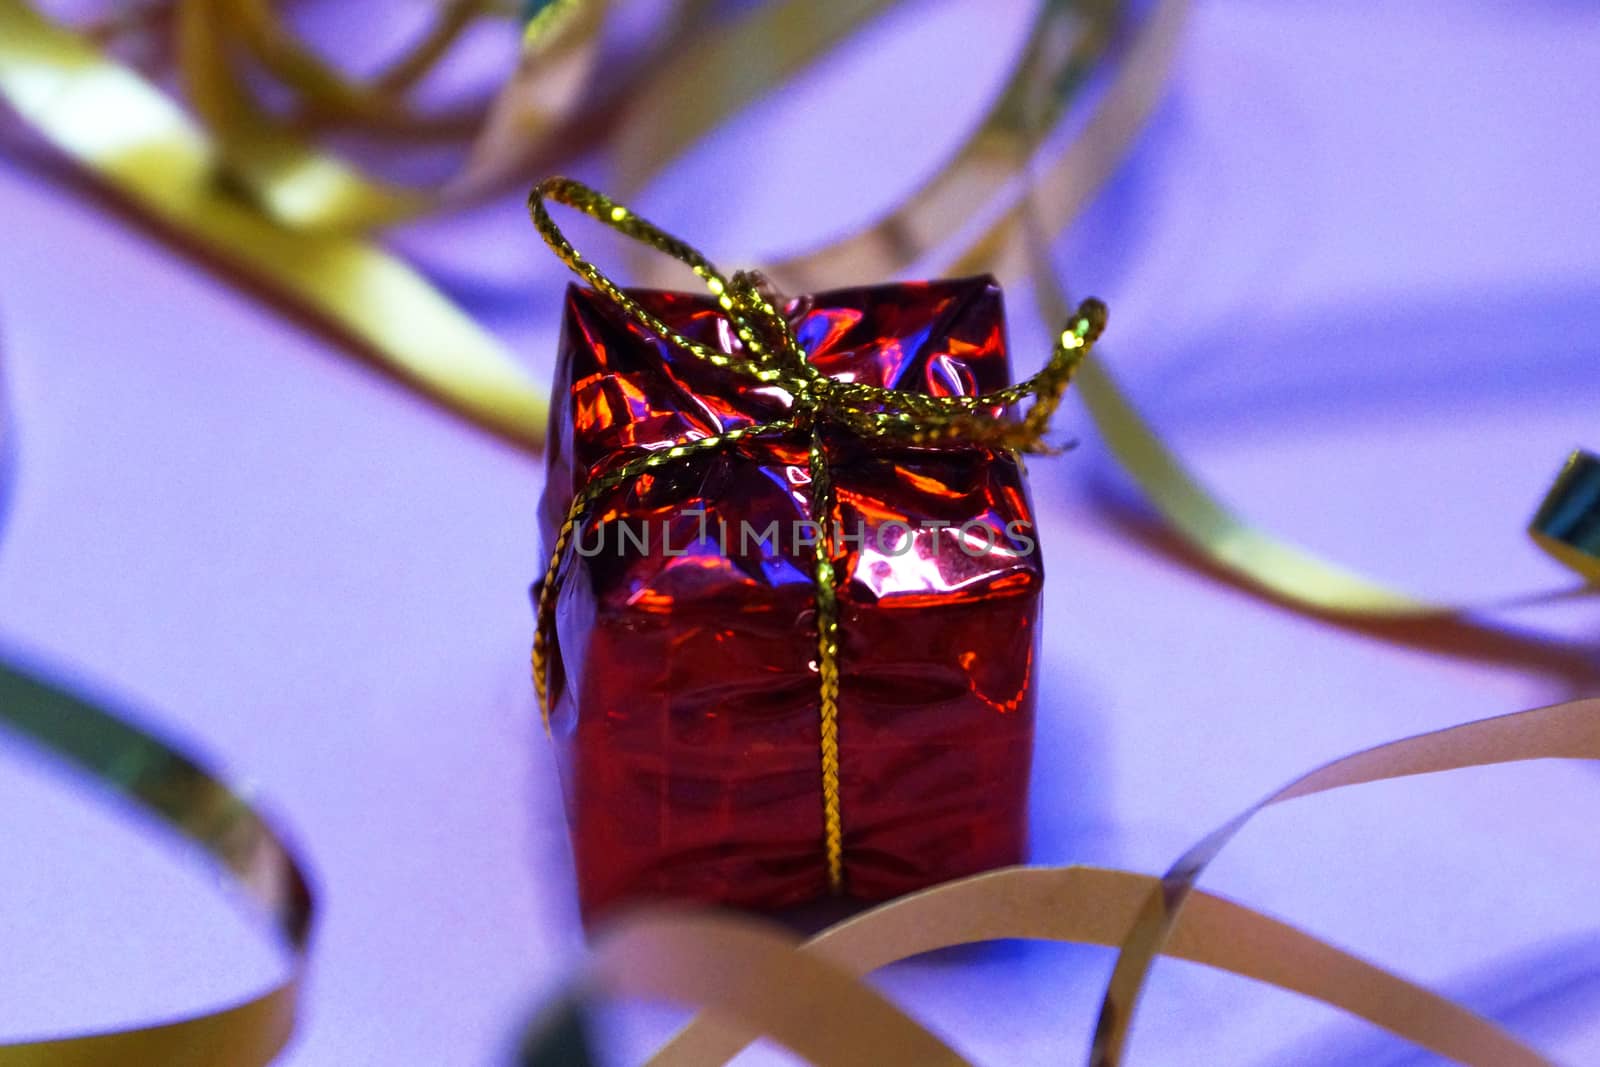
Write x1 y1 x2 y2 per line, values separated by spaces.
528 176 1107 891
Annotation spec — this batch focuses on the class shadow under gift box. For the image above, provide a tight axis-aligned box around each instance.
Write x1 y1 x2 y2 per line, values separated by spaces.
537 276 1042 922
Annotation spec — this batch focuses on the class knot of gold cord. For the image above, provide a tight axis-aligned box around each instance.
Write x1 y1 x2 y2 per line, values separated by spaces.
527 177 1108 456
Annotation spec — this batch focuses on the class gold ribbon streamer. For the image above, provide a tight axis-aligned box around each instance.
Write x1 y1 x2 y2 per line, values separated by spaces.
0 659 313 1067
527 176 1106 894
0 279 311 1067
614 0 1182 295
0 0 549 450
174 0 431 232
988 1 1600 624
1030 261 1599 623
636 866 1548 1067
1068 348 1600 619
217 0 495 133
0 331 311 1066
175 0 613 229
523 696 1600 1066
1089 696 1600 1067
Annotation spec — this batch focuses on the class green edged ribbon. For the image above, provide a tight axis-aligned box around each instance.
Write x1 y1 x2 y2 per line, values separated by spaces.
0 659 313 1067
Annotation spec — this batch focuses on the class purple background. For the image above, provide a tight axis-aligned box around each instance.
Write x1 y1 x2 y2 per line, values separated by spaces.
3 1 1600 1063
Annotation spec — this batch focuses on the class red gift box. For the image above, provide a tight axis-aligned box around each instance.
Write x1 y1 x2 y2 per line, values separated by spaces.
537 275 1044 921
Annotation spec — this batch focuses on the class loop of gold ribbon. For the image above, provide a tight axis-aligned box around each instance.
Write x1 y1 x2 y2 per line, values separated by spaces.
528 176 1107 892
0 658 314 1067
614 0 1177 293
1087 695 1600 1067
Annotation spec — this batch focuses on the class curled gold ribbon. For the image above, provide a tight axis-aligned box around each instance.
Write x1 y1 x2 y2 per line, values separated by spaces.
636 868 1550 1067
0 659 313 1067
0 0 549 449
175 0 613 229
527 176 1106 893
1088 696 1600 1067
1029 261 1600 629
1068 348 1600 619
173 0 431 232
615 0 1185 295
522 696 1600 1066
993 3 1600 626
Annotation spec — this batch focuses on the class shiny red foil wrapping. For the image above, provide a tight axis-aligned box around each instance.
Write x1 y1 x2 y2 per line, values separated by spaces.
538 276 1041 921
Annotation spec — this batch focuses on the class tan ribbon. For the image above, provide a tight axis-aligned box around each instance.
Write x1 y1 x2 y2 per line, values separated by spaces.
633 864 1553 1067
1088 695 1600 1066
526 696 1600 1066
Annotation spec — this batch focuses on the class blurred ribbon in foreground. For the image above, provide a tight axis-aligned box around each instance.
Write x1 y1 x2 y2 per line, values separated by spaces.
522 696 1600 1067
